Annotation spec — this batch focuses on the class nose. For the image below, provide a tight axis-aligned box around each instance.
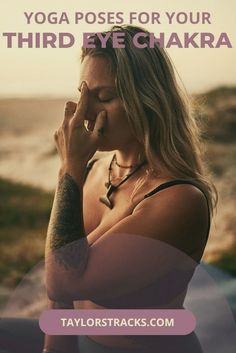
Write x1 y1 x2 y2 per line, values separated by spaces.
86 93 101 121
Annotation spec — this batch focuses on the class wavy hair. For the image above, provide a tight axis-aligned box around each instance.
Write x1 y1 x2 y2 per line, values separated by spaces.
81 25 217 214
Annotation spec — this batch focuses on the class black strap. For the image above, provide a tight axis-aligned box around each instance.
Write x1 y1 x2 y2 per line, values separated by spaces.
143 179 211 242
144 179 201 198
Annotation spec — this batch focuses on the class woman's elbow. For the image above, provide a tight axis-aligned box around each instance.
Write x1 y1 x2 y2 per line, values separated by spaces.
46 277 68 302
45 273 88 302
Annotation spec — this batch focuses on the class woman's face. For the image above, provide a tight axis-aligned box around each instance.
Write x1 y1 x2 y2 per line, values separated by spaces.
79 55 138 152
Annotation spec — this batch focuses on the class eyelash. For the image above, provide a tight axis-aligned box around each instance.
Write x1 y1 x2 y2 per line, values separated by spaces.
77 89 115 103
98 97 113 103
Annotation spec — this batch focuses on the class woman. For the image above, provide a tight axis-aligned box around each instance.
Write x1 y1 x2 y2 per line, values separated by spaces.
42 25 216 353
0 25 215 353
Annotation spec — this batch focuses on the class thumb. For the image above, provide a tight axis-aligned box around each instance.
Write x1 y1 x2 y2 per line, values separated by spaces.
92 110 107 140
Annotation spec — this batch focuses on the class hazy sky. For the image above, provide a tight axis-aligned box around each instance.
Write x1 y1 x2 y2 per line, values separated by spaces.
0 0 235 97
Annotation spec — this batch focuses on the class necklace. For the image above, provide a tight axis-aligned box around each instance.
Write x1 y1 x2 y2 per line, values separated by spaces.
99 154 147 209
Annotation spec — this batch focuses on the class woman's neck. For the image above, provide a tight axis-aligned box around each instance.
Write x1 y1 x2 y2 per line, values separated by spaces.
115 149 144 168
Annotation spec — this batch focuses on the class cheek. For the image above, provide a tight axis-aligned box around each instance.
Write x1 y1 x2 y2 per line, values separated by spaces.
105 101 129 128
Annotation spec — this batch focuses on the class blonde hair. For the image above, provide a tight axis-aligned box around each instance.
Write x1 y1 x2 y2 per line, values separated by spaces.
81 25 217 214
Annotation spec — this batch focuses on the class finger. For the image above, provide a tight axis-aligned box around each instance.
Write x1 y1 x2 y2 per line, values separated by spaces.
73 81 88 124
92 110 107 140
63 101 77 124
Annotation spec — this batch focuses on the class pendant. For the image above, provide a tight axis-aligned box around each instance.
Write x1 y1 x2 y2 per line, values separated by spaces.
99 194 113 209
99 184 116 209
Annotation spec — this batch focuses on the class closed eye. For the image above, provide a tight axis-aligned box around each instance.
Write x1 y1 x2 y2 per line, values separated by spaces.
97 89 117 103
98 97 114 103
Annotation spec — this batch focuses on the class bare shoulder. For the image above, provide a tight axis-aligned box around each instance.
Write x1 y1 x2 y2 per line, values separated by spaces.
135 182 208 219
130 182 209 259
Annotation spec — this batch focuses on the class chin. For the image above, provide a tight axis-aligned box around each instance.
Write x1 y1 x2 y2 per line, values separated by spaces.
97 139 118 152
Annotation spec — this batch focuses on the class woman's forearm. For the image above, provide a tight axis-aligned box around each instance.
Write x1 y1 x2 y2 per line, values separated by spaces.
45 170 89 300
45 81 106 300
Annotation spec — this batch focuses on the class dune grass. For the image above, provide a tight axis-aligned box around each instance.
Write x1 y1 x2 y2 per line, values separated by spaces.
0 177 53 288
212 249 236 276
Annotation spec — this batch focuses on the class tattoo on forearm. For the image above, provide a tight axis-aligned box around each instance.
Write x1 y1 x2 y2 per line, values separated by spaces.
47 173 89 270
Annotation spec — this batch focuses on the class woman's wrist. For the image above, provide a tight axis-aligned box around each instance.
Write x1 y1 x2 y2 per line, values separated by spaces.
59 163 87 185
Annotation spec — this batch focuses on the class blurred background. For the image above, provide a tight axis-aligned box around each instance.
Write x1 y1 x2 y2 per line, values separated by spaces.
0 0 236 315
